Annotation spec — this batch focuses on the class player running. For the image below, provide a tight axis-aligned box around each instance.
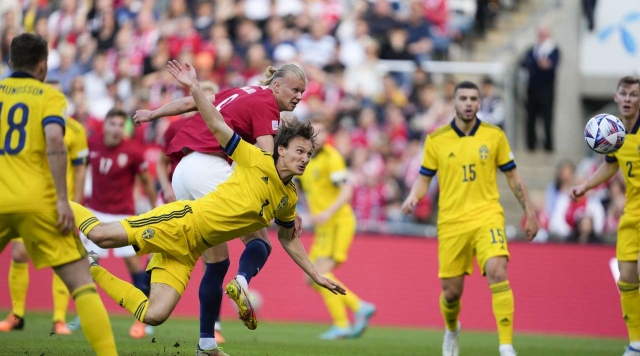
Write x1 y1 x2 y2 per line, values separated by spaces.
0 81 88 335
570 76 640 356
134 62 305 351
0 33 117 355
71 61 344 356
402 81 538 356
296 115 376 339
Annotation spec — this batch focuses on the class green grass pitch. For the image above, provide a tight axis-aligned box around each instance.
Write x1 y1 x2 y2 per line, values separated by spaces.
0 311 626 355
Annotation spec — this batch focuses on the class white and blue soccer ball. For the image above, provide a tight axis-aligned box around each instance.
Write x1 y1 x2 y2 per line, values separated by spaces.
584 113 626 154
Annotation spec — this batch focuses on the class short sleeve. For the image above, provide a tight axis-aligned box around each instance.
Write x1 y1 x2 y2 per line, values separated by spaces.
328 151 348 185
68 121 89 166
419 135 437 176
223 132 269 167
274 192 297 228
250 100 279 139
496 130 516 172
605 153 618 163
42 88 67 131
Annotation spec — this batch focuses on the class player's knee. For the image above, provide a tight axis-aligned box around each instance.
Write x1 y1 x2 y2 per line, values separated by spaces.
11 244 29 263
442 287 462 303
486 265 508 283
143 310 169 326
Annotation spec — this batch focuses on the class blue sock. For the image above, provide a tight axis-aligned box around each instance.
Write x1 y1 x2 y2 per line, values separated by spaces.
131 271 151 296
199 259 230 337
237 239 271 284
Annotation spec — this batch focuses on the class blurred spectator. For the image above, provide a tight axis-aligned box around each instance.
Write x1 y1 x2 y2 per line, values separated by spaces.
295 20 336 67
478 77 505 128
406 2 433 62
568 216 601 244
521 24 560 152
545 160 575 217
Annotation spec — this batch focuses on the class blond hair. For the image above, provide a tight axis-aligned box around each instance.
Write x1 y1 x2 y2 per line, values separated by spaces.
259 64 306 86
200 81 220 94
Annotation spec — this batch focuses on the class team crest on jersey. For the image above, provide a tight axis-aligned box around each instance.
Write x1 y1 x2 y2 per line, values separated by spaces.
141 228 155 240
276 196 289 212
117 153 128 167
479 145 489 161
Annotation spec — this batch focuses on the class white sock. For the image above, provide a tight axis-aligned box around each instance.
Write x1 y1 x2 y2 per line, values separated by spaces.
199 337 217 350
630 341 640 350
499 344 515 353
235 275 249 290
214 321 221 331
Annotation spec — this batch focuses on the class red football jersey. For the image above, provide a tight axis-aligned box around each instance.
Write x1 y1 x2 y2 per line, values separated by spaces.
161 117 191 175
166 85 280 162
87 135 148 215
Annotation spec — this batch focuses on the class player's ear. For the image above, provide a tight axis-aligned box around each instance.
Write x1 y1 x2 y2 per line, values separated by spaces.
277 144 286 157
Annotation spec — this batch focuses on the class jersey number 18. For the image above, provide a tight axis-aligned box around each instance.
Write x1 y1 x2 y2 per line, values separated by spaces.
0 102 29 155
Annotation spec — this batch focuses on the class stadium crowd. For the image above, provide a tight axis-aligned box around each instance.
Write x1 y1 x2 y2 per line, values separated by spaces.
0 0 617 244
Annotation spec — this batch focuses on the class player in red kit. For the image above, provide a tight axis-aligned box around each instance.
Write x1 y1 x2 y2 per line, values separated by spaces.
81 108 157 339
133 63 306 354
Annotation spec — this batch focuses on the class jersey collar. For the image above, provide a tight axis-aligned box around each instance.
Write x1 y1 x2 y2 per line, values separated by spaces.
451 118 481 137
631 113 640 134
10 71 36 79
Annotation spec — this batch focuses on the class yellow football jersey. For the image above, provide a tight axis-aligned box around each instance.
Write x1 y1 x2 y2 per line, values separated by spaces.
194 133 298 244
65 117 88 201
606 118 640 216
0 72 67 213
298 144 354 217
420 120 515 225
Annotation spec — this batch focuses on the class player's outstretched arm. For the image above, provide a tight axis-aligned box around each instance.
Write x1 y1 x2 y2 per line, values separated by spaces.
167 60 234 148
44 124 74 234
277 225 347 295
401 174 433 214
569 160 619 201
504 168 539 241
133 93 216 126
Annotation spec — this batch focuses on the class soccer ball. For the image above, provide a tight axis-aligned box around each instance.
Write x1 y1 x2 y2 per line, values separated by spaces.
584 114 626 154
229 289 263 313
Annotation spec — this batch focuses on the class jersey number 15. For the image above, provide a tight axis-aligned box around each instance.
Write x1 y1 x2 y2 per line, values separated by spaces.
0 102 29 155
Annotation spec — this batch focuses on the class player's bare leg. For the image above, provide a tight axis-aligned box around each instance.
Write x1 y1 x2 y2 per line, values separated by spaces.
54 256 117 355
619 260 640 356
0 241 30 332
200 243 231 349
485 256 516 356
225 229 272 330
441 275 464 356
124 255 152 339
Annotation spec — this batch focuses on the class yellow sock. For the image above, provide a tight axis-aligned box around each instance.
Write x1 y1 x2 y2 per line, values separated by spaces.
91 265 149 322
324 272 361 312
312 272 350 328
440 293 461 332
491 281 515 345
70 202 100 236
52 272 70 323
9 261 29 318
619 281 640 342
72 283 117 356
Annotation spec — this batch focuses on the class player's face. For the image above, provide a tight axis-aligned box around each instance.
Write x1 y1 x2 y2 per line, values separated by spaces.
614 83 640 120
454 88 480 122
311 122 327 149
103 115 126 146
279 137 313 175
274 75 306 112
